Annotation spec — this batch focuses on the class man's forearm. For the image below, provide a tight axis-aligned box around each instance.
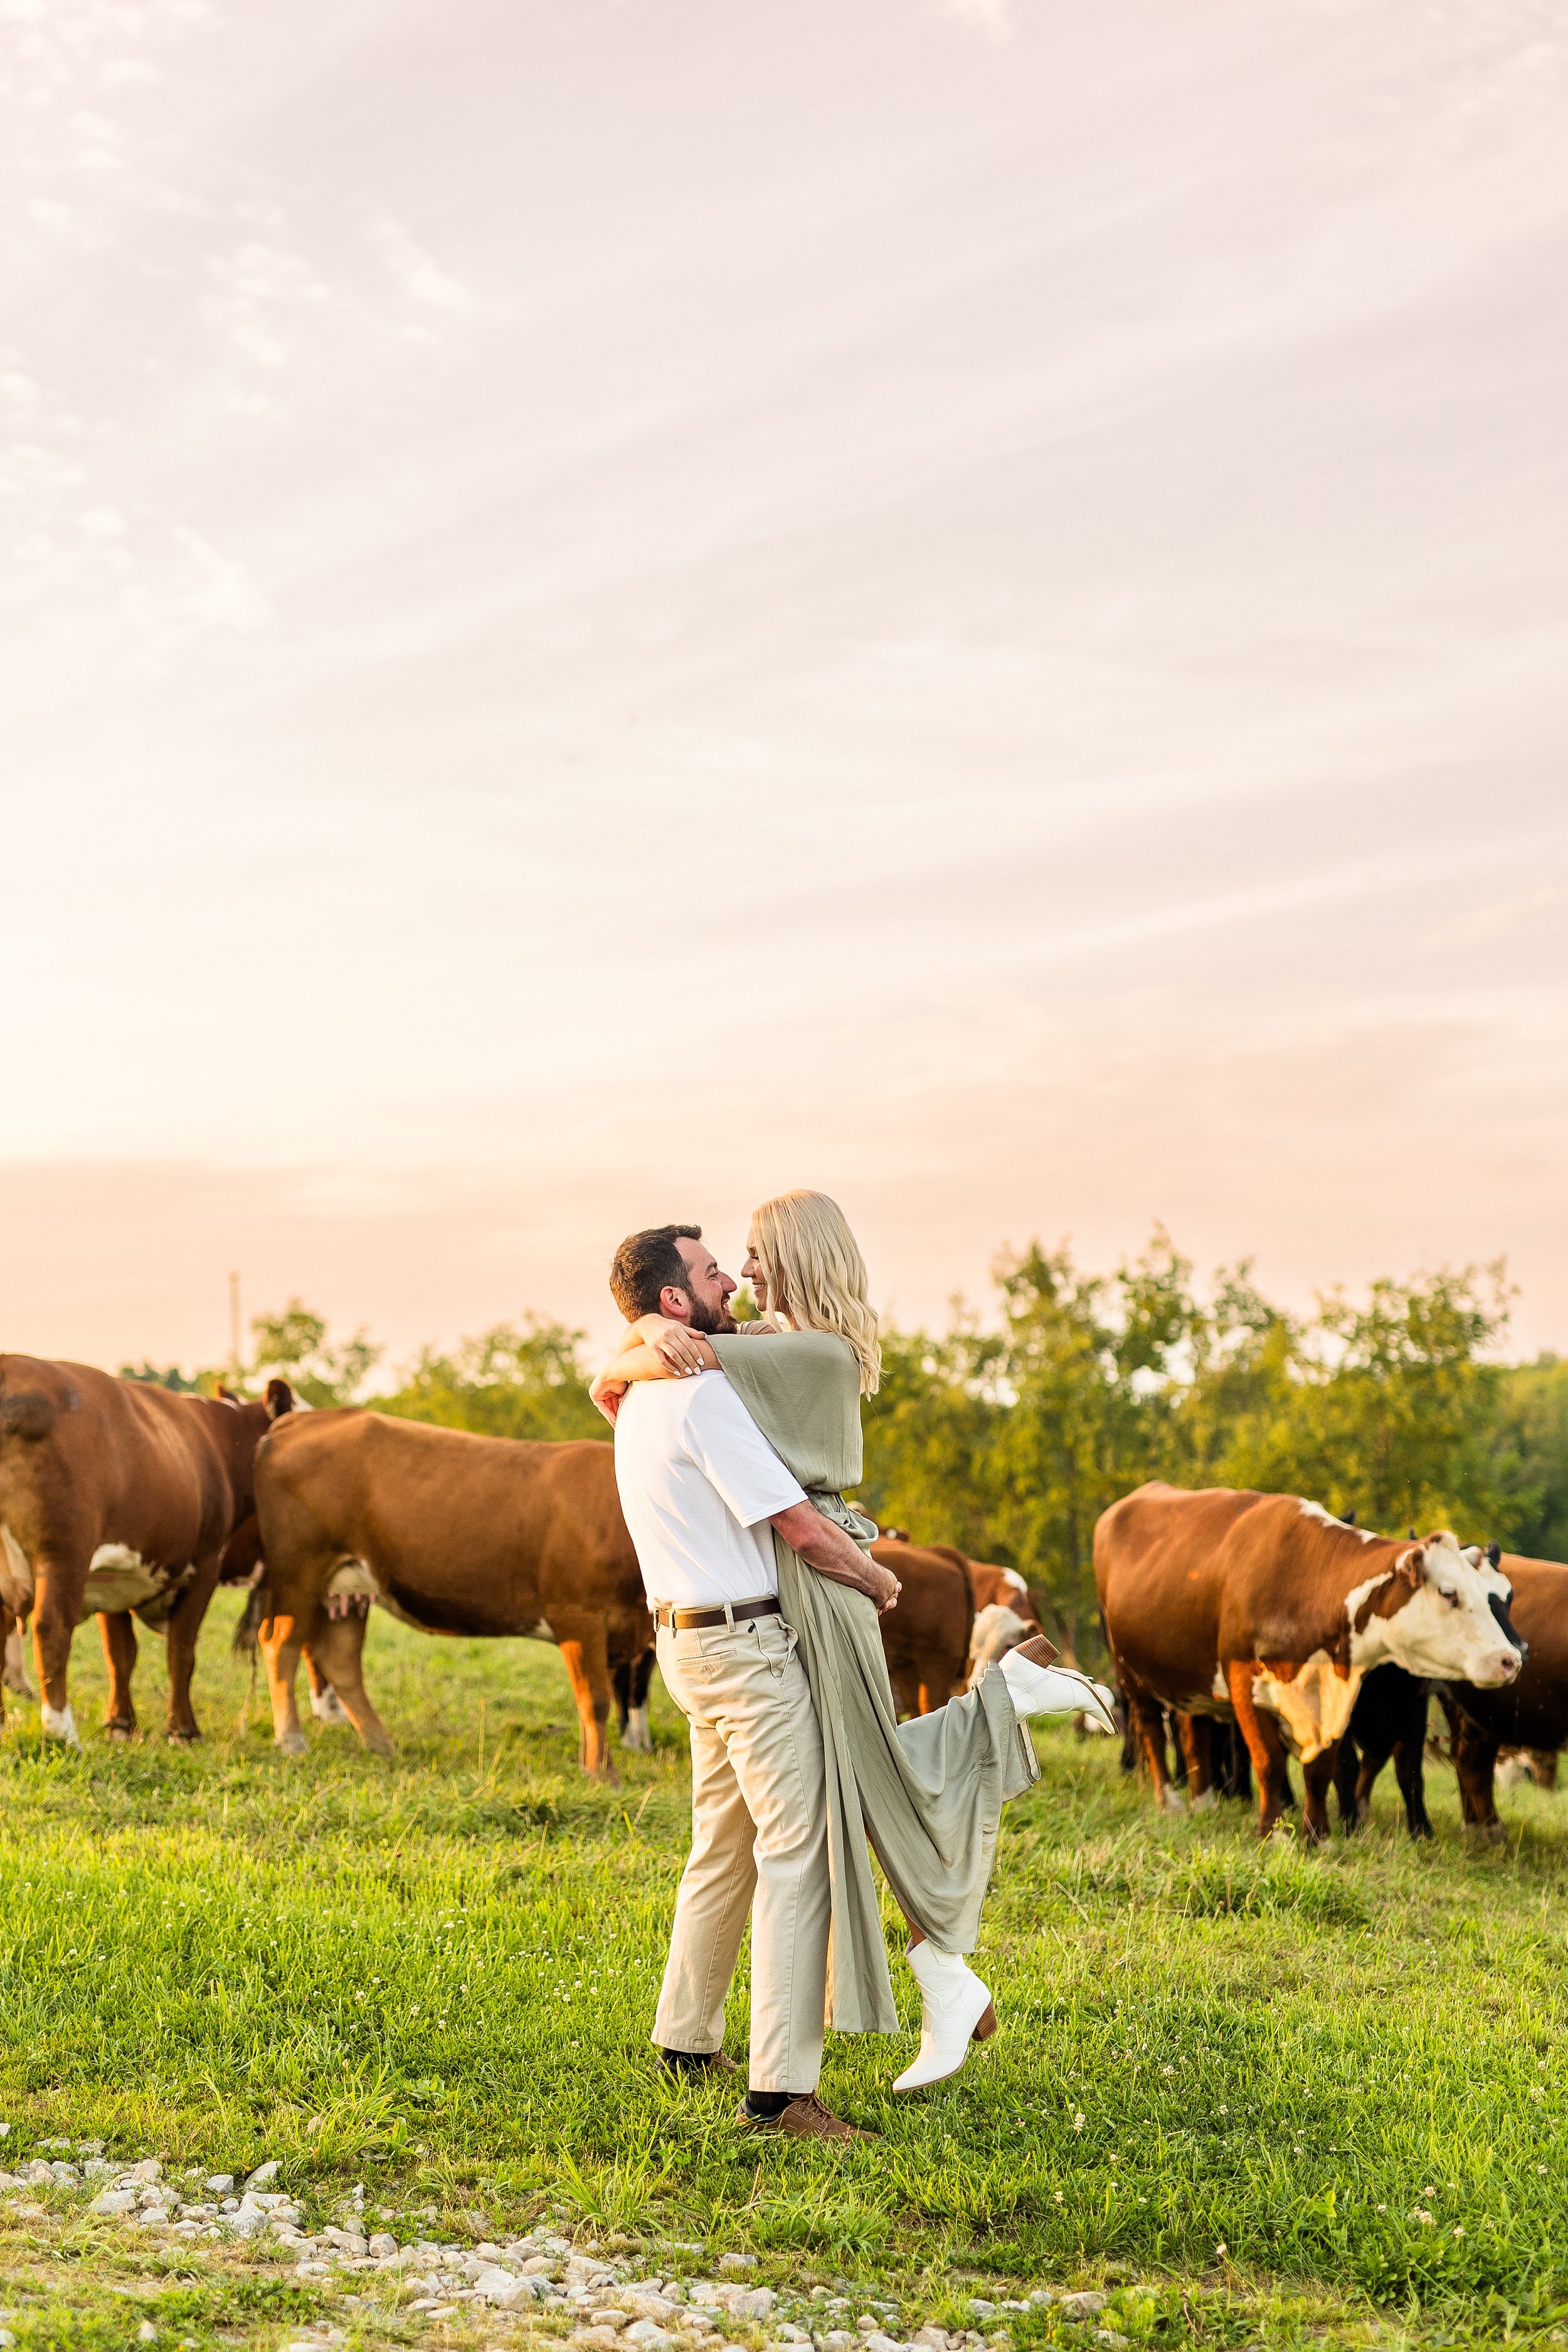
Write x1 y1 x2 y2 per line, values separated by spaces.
771 1503 891 1604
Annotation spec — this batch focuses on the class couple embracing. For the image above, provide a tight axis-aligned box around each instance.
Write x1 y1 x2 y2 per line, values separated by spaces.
592 1190 1115 2141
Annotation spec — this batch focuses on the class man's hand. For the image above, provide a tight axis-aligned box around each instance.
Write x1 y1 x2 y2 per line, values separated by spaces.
589 1370 628 1426
770 1501 901 1613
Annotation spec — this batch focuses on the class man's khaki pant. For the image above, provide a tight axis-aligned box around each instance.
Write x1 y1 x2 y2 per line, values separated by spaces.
654 1611 829 2094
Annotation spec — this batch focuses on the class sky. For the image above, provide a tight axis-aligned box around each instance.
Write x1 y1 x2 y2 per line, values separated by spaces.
3 0 1567 1379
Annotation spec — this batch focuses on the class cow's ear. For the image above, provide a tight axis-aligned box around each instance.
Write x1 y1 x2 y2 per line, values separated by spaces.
264 1378 294 1422
218 1384 240 1404
1396 1543 1426 1587
1487 1540 1502 1569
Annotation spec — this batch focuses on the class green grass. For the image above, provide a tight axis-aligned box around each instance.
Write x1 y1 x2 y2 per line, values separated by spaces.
4 1596 1568 2351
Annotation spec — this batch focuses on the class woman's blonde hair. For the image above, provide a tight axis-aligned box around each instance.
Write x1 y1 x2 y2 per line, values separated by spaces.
749 1190 881 1396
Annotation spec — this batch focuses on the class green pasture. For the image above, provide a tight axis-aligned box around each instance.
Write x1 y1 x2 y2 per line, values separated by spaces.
4 1598 1568 2352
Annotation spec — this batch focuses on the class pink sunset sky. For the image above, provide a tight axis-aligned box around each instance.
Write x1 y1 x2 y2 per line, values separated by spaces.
4 0 1566 1377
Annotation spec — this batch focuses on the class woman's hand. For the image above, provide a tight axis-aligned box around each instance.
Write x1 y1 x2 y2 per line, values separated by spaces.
630 1316 713 1376
589 1370 628 1426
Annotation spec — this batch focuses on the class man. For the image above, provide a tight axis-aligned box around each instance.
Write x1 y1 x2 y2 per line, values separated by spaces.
607 1222 898 2142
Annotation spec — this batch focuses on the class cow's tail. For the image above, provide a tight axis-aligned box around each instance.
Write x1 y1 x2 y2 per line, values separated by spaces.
232 1583 270 1656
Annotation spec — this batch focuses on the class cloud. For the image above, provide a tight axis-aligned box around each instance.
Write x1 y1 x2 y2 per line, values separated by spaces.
935 0 1013 38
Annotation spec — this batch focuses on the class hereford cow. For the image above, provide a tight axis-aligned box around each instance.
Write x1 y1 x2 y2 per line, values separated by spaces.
969 1559 1042 1629
1425 1552 1568 1835
1330 1541 1529 1838
870 1537 973 1715
0 1355 294 1743
250 1409 652 1780
1096 1481 1524 1838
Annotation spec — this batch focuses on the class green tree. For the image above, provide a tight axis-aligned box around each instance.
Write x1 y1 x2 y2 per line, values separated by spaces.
980 1231 1199 1657
248 1300 383 1408
119 1362 204 1393
1219 1265 1520 1538
859 1316 1002 1560
373 1316 607 1444
1489 1355 1568 1558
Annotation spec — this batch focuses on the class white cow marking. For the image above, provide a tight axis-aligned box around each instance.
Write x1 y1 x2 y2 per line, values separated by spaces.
1002 1569 1030 1596
41 1701 80 1746
80 1544 186 1622
522 1618 556 1644
1298 1499 1375 1542
968 1602 1031 1674
310 1682 351 1725
1190 1787 1218 1813
1251 1651 1363 1761
622 1704 652 1752
4 1623 37 1698
1 1520 34 1613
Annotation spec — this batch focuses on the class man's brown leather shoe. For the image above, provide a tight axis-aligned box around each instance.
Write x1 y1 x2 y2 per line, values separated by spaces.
736 2092 869 2141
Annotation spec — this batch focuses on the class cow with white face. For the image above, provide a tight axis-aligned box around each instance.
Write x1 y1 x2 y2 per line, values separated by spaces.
1096 1482 1523 1839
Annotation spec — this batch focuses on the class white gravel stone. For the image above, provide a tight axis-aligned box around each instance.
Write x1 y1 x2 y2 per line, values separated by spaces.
1058 2296 1108 2322
718 2254 756 2274
243 2161 281 2191
733 2289 775 2321
91 2190 138 2215
624 2325 673 2348
127 2160 162 2184
204 2175 235 2195
369 2232 398 2257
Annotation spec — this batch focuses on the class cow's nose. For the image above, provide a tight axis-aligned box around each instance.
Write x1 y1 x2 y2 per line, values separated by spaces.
1499 1650 1522 1680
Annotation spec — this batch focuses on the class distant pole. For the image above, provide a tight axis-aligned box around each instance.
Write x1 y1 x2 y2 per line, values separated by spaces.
229 1271 242 1374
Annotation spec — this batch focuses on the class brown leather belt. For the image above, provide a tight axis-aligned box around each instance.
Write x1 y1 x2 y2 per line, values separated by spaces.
654 1594 782 1631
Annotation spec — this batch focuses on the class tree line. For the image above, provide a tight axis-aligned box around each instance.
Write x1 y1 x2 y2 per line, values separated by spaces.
125 1231 1568 1661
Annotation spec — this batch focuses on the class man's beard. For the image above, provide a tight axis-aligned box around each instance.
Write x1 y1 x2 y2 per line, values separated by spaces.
686 1294 737 1337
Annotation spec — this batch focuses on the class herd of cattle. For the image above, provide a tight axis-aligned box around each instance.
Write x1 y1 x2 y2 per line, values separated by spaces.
1 1350 1564 1850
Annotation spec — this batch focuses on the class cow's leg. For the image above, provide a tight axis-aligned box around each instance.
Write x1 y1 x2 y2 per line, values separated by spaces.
1226 1660 1293 1836
258 1609 312 1757
305 1649 351 1725
1530 1750 1560 1793
620 1645 655 1752
1125 1682 1182 1810
306 1609 393 1756
918 1668 956 1715
98 1611 139 1737
555 1618 619 1784
1333 1735 1363 1830
1300 1744 1337 1844
612 1658 632 1736
31 1555 89 1747
1452 1715 1503 1838
889 1666 919 1719
162 1554 224 1740
1176 1713 1216 1812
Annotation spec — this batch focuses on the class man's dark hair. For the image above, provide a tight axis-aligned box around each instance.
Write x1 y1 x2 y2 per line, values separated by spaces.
609 1224 703 1322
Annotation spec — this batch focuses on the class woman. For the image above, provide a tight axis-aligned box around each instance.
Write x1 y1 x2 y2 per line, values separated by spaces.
593 1190 1116 2093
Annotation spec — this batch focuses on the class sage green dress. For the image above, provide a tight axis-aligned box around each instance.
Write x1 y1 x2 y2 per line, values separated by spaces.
709 1328 1039 2035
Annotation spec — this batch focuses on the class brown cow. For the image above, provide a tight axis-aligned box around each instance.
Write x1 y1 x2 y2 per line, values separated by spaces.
250 1408 652 1780
871 1537 973 1715
1096 1481 1524 1839
0 1355 293 1743
969 1559 1042 1629
1431 1553 1568 1836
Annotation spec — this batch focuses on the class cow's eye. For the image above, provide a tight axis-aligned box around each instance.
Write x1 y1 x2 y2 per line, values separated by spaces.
1439 1587 1459 1608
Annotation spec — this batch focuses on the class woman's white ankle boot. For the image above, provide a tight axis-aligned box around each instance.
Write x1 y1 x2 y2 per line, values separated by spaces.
891 1939 997 2094
998 1638 1118 1736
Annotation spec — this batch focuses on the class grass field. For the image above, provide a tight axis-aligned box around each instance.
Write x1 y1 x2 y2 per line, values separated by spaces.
4 1597 1568 2352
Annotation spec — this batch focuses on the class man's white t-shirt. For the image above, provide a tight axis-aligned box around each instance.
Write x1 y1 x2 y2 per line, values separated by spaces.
613 1372 808 1609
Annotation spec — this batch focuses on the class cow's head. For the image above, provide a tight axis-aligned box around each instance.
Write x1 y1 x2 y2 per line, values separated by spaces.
1370 1531 1523 1685
1462 1539 1528 1665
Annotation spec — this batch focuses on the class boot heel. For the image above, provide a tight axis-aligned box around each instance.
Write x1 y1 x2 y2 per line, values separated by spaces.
971 2002 998 2042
